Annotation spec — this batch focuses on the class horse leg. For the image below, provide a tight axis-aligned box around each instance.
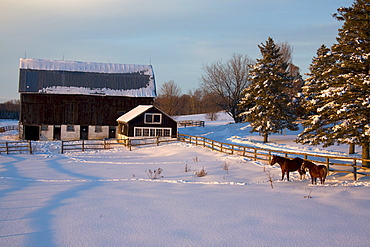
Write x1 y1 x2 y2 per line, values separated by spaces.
287 171 290 181
311 177 314 185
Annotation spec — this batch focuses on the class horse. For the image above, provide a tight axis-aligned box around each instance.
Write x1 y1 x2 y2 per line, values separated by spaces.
269 155 306 181
302 160 328 185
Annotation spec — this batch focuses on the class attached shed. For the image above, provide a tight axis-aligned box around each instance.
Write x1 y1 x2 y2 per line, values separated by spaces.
117 105 177 138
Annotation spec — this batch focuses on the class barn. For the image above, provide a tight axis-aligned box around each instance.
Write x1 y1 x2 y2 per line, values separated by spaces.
19 58 156 141
116 105 177 139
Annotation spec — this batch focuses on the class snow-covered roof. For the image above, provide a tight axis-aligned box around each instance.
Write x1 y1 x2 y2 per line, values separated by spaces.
19 58 156 97
116 105 154 123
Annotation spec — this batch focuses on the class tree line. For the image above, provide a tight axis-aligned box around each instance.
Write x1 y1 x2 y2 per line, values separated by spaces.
0 99 20 119
156 0 370 166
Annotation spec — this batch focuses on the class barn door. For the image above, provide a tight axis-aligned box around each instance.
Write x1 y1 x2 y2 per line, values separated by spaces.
24 125 40 141
80 126 89 140
109 126 116 138
53 125 61 140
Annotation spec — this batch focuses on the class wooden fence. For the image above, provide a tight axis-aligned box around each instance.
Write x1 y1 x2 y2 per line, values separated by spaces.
0 125 18 133
178 120 205 127
0 140 32 154
178 134 370 181
61 137 178 153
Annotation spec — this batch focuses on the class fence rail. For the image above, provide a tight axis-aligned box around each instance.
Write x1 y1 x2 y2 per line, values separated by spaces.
178 134 370 181
0 140 32 154
61 137 178 153
178 120 205 127
0 125 18 133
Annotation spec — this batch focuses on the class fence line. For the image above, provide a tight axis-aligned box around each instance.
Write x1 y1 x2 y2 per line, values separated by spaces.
178 120 205 127
0 125 18 133
178 133 370 181
61 137 178 153
0 140 32 154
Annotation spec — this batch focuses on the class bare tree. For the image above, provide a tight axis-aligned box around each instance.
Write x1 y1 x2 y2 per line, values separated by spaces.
277 42 304 98
201 54 254 123
154 80 183 116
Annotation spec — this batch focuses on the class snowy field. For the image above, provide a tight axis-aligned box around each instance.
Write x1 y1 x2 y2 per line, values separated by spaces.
1 114 370 246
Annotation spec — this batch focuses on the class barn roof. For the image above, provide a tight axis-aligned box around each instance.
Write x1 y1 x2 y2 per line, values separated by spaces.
19 58 156 97
116 105 154 123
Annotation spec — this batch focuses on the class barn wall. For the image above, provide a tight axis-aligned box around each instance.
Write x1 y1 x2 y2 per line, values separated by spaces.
88 126 109 140
40 126 53 141
20 93 154 126
61 125 80 140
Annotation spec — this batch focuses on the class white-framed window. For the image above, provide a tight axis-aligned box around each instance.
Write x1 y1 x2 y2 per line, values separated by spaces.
134 127 171 137
41 125 48 131
144 113 162 124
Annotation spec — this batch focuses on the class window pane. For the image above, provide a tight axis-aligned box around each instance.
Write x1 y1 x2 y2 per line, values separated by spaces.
135 128 142 136
145 114 152 123
153 114 161 123
156 129 163 136
164 129 170 137
143 128 149 136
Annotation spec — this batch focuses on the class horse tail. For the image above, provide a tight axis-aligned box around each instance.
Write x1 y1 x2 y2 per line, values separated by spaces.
322 166 328 183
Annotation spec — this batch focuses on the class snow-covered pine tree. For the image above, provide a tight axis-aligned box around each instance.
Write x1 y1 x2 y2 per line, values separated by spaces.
296 45 338 145
239 37 298 143
297 0 370 167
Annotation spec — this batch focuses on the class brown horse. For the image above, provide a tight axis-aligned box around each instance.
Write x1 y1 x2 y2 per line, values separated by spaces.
302 160 328 185
270 155 306 181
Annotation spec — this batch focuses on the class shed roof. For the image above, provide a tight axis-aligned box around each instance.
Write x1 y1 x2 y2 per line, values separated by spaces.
116 105 154 123
19 58 156 97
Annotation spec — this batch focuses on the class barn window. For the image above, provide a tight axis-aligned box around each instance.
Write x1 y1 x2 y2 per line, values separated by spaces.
164 129 171 137
144 113 162 124
135 128 142 136
95 126 102 132
134 127 171 137
67 125 75 132
41 125 48 131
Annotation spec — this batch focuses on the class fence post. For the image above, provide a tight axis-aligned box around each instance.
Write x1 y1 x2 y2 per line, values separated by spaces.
326 157 330 175
129 139 132 151
220 143 223 153
82 140 85 152
6 141 9 154
203 137 205 147
212 140 214 150
254 148 257 161
243 146 246 157
353 159 357 181
29 140 32 154
156 136 160 146
61 141 64 154
268 150 271 162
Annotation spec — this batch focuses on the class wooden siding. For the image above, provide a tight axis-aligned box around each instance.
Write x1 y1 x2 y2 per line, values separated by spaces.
19 69 151 92
20 93 154 126
126 107 177 138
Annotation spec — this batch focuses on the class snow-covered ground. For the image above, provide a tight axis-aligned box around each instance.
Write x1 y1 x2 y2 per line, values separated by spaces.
1 115 370 246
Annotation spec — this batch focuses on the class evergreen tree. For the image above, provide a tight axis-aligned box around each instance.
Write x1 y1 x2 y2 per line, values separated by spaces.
296 45 337 144
239 37 298 143
297 0 370 166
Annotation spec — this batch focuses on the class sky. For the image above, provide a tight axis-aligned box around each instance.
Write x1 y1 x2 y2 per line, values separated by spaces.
0 0 355 102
